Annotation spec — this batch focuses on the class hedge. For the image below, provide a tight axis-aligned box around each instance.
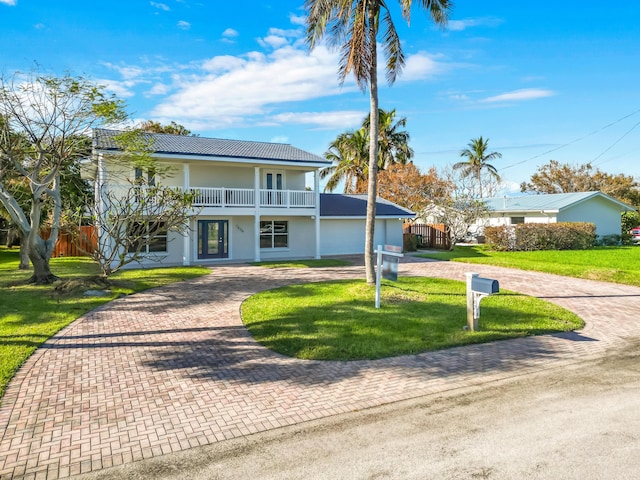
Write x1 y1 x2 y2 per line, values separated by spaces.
484 222 596 251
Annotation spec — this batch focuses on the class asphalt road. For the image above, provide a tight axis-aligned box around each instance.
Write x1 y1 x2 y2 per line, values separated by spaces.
79 339 640 480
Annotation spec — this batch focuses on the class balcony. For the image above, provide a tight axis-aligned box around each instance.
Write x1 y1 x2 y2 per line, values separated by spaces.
189 187 315 208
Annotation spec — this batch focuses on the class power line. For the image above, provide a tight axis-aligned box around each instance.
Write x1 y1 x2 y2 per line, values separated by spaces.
499 107 640 172
590 118 640 166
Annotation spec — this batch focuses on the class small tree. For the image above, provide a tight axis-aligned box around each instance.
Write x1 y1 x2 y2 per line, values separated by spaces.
420 168 491 248
74 130 197 277
0 71 126 284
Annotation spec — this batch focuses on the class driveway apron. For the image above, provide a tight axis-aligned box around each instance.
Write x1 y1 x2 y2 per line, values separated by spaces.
1 258 640 479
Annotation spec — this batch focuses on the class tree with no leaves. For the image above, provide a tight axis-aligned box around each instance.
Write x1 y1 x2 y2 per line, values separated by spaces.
305 0 452 283
0 71 126 284
453 136 502 199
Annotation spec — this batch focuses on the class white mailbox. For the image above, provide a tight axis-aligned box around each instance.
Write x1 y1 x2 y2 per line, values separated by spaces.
465 272 500 331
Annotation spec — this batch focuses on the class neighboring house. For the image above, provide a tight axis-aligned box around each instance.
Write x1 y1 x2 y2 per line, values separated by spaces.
86 129 414 266
483 191 636 237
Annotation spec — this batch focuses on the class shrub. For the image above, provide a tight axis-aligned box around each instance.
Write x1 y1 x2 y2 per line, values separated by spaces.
484 222 596 251
403 233 418 252
595 234 622 246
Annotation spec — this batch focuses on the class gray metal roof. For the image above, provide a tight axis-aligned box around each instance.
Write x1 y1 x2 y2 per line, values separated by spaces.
320 194 415 218
484 191 635 212
93 128 330 165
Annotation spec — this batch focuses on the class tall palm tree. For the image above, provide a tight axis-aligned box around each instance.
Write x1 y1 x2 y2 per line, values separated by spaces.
322 108 414 193
453 136 502 199
321 127 369 193
305 0 452 284
365 108 414 170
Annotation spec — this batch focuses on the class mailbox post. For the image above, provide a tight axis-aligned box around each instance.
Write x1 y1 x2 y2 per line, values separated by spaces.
465 272 499 331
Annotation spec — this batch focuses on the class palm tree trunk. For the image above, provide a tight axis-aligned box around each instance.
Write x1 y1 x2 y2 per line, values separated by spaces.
364 5 379 285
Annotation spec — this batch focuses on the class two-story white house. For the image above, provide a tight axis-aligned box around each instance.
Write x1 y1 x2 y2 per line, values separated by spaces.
88 129 413 267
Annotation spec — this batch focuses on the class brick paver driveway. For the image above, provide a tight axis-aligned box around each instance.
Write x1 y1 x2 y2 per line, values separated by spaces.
2 257 640 479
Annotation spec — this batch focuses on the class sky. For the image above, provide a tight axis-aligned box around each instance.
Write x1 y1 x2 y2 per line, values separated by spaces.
1 0 640 193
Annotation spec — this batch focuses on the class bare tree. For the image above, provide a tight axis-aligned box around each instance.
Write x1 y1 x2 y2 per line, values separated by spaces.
420 168 491 248
72 130 198 277
0 71 126 283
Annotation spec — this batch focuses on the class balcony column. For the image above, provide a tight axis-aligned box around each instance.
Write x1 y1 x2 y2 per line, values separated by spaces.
314 169 321 259
95 153 110 259
254 166 261 262
182 163 191 265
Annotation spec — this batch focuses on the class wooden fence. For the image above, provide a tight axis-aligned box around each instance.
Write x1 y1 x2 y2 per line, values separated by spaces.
41 226 97 258
403 223 451 250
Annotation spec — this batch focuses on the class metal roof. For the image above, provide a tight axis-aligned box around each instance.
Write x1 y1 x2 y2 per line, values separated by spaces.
484 191 635 212
320 194 415 218
93 128 330 165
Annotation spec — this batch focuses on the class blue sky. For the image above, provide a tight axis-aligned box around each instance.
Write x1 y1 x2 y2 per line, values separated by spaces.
2 0 639 192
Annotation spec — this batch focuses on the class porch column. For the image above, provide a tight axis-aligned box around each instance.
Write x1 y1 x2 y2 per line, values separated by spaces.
314 169 321 259
254 166 261 262
183 163 191 265
95 153 109 258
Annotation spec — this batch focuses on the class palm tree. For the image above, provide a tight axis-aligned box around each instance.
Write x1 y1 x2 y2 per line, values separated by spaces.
365 108 414 170
305 0 451 283
453 136 502 199
322 108 414 193
321 127 369 193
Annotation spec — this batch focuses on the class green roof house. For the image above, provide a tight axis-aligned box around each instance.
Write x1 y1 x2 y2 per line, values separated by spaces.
483 191 636 237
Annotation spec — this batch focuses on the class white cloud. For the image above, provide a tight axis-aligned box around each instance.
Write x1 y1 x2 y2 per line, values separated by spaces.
102 63 145 81
150 1 169 11
34 23 45 29
270 135 289 144
97 78 138 98
398 52 443 82
0 0 17 5
481 88 555 103
222 28 239 38
268 111 364 129
177 20 190 30
289 13 306 26
151 42 356 128
259 34 289 49
447 17 503 32
147 83 171 96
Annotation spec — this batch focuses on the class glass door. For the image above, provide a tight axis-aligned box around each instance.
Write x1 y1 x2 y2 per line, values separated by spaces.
198 220 229 259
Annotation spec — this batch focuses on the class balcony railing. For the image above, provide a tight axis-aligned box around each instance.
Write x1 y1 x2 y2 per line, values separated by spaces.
190 187 315 208
106 185 316 209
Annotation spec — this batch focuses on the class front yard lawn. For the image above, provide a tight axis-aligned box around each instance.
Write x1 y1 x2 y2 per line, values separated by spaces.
0 248 210 399
242 277 583 361
419 245 640 287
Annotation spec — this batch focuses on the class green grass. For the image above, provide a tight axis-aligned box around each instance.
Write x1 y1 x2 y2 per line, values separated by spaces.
0 248 210 399
418 245 640 286
242 277 583 361
251 259 352 268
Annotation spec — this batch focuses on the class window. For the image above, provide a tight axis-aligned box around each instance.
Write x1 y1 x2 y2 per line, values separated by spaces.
127 220 167 254
135 167 156 186
260 220 288 249
510 216 525 225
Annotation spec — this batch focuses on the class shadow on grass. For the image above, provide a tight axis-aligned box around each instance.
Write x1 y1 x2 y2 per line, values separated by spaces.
417 245 491 261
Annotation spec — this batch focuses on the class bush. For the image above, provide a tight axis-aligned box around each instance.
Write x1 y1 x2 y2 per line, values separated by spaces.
595 234 622 246
484 222 596 251
403 233 418 252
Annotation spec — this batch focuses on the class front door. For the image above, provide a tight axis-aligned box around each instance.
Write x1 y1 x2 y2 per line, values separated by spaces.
198 220 229 259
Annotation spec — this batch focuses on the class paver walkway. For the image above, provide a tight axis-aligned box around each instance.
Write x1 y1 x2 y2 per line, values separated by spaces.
2 258 640 479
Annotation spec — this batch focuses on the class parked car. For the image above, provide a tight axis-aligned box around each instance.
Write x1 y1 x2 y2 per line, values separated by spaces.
630 226 640 244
